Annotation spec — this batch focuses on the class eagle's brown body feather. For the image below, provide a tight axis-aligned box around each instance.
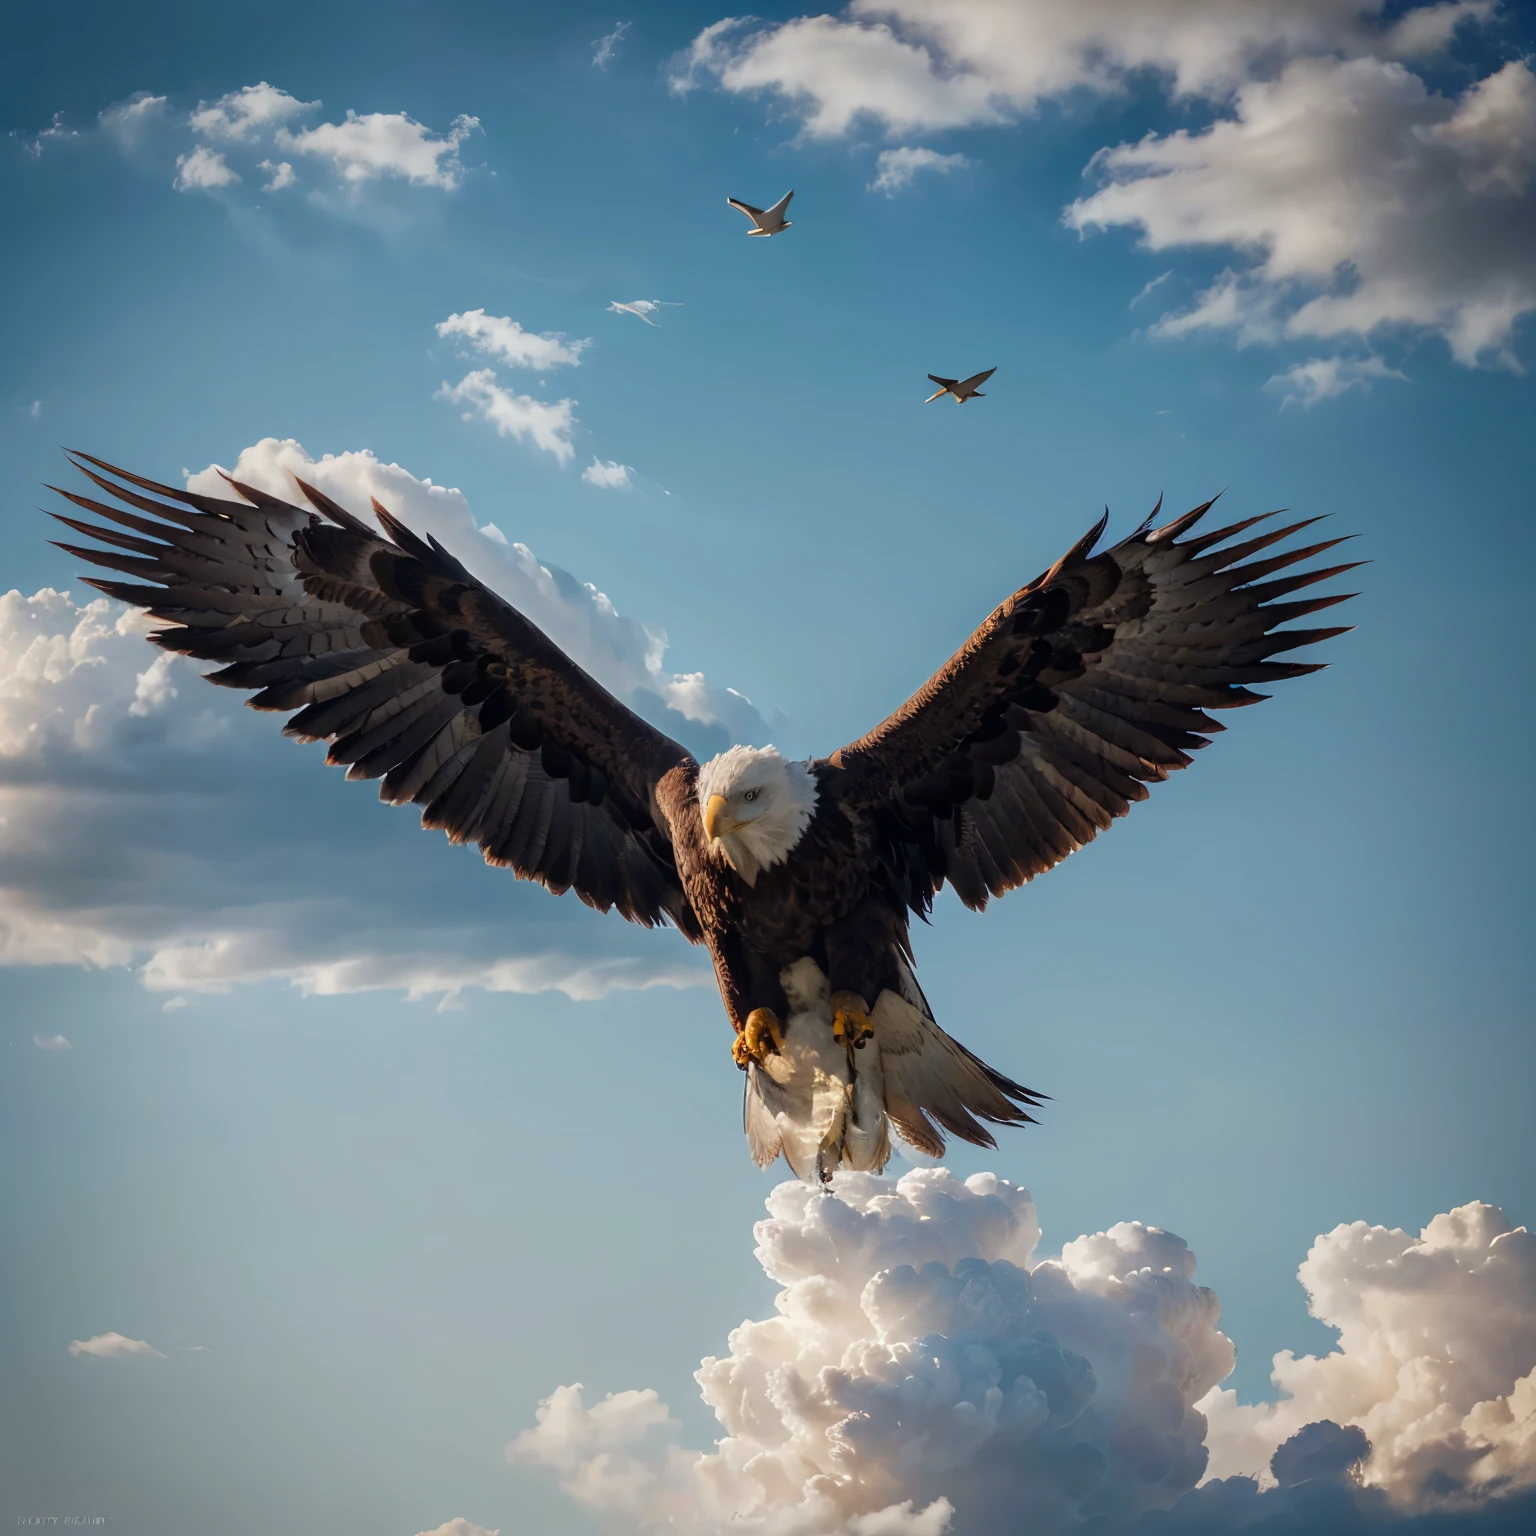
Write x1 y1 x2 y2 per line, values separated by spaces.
51 456 1354 1169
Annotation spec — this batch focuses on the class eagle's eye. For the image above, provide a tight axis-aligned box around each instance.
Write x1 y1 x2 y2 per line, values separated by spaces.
743 788 761 803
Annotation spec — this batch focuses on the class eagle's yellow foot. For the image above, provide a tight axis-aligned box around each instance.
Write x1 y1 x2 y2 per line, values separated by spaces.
831 992 875 1051
732 1007 785 1070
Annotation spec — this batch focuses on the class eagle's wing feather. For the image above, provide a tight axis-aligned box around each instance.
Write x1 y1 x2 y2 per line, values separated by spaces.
828 498 1358 913
53 455 701 936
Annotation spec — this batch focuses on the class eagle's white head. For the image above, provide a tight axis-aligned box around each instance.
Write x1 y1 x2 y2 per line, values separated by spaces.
697 745 819 886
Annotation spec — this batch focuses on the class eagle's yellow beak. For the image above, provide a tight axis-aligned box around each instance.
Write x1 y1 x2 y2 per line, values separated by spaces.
703 793 729 842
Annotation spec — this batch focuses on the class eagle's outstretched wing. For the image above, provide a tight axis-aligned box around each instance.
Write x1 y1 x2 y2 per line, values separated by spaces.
827 498 1358 912
51 455 702 936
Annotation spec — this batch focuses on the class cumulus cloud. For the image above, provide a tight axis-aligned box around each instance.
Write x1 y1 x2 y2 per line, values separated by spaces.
33 1033 72 1051
1264 354 1407 408
437 310 591 370
173 145 239 192
513 1172 1536 1534
2 440 766 1004
869 146 970 195
436 370 578 463
414 1522 499 1536
259 159 295 191
1068 56 1536 368
581 458 634 489
678 3 1531 374
275 109 480 189
68 1332 163 1359
189 81 317 141
593 20 631 71
1200 1202 1536 1503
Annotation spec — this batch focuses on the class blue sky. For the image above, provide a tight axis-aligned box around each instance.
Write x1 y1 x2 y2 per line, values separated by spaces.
3 4 1534 1534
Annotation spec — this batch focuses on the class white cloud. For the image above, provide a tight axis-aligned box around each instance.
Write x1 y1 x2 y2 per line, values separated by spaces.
99 92 166 145
869 145 970 195
437 310 590 370
69 1332 163 1359
29 401 41 419
436 370 578 463
276 110 480 189
581 458 634 489
1200 1202 1536 1502
513 1173 1536 1533
670 15 1001 137
513 1169 1235 1533
173 145 239 192
1068 56 1536 368
675 2 1501 134
33 1033 72 1051
1265 353 1407 408
258 159 295 191
4 441 767 1004
593 20 631 70
18 112 82 157
606 299 680 326
189 82 316 141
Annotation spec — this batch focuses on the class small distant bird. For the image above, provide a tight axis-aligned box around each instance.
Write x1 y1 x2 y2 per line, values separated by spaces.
607 300 681 327
925 368 996 404
728 190 794 236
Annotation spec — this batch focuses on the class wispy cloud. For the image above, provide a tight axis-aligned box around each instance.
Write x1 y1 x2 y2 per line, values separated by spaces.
33 1033 72 1052
1264 353 1407 409
437 370 578 462
581 458 634 489
69 1332 163 1360
592 20 631 71
868 145 970 195
1129 269 1174 309
16 112 82 158
99 92 167 146
437 310 590 370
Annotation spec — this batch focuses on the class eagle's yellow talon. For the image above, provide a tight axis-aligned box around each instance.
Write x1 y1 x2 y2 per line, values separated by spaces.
831 991 875 1051
733 1007 785 1070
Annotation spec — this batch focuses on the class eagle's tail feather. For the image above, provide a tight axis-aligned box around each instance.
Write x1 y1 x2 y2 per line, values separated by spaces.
743 956 1042 1183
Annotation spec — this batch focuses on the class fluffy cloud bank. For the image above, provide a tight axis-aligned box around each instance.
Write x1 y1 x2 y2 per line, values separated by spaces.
677 1 1533 377
512 1171 1536 1534
2 440 767 1002
1201 1201 1536 1501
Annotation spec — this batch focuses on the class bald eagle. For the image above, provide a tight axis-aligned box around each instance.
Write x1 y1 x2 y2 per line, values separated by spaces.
52 456 1354 1180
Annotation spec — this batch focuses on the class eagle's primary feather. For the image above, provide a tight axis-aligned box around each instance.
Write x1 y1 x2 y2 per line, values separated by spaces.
52 457 1355 1179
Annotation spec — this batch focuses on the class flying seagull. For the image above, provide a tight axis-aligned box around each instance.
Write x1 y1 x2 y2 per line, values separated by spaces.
926 367 996 403
52 457 1355 1182
728 190 794 236
606 300 680 327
